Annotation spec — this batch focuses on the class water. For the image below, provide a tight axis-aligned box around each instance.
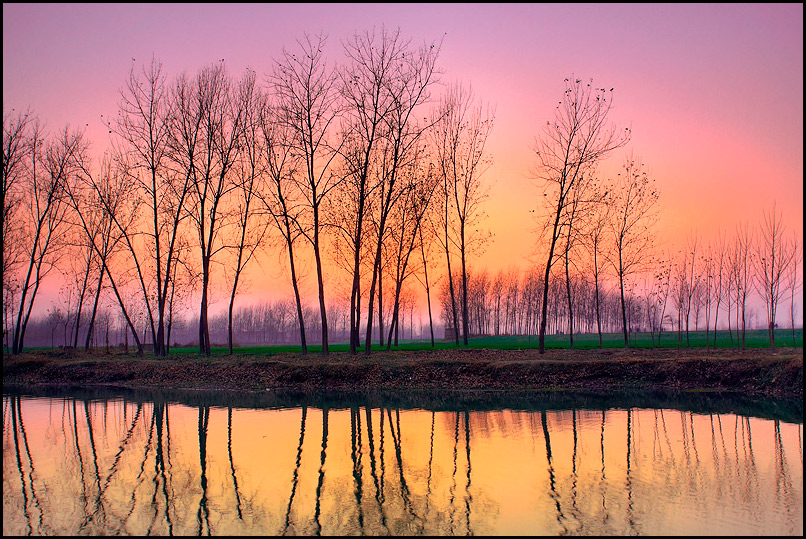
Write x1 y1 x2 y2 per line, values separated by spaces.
3 387 802 535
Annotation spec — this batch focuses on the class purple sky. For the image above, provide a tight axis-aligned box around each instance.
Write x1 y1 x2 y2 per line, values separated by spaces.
4 3 803 319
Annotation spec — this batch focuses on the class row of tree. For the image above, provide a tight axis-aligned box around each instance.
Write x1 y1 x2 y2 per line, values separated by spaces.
3 29 802 356
3 28 497 356
12 235 799 351
521 76 800 351
437 213 802 350
17 292 425 350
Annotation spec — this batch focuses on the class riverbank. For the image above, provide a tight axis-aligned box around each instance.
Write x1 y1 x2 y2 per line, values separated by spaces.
3 346 802 399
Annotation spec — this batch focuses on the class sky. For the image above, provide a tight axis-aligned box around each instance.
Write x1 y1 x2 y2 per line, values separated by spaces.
3 3 804 320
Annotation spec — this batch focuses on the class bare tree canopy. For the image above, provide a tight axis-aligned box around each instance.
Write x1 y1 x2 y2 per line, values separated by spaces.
532 77 630 353
272 32 343 355
433 82 494 346
754 202 794 349
607 154 660 347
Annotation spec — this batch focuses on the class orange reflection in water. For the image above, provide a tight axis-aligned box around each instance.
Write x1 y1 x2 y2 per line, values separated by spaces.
3 396 803 535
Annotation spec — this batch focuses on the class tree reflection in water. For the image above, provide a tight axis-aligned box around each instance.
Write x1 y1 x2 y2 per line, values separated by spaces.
282 404 306 534
2 391 803 535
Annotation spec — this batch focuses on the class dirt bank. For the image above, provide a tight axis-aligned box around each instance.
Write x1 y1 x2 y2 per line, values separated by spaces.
3 347 802 399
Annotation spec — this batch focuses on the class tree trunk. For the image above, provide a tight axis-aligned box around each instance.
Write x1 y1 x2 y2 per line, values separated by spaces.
72 250 93 348
287 237 307 354
446 254 459 346
313 208 328 355
348 188 366 355
419 228 435 347
365 218 388 354
594 266 603 349
538 212 562 354
712 293 721 348
103 262 143 356
378 265 384 349
564 247 574 348
84 262 106 350
726 298 733 346
12 246 39 354
460 224 470 346
227 288 237 356
199 256 210 356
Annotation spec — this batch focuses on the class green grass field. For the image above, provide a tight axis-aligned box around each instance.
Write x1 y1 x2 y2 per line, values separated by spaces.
160 327 803 356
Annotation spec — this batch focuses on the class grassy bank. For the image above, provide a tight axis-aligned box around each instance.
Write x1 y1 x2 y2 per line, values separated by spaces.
3 345 802 399
148 327 806 355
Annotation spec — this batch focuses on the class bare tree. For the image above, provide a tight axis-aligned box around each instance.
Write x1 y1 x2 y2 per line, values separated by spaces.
110 57 185 356
490 270 504 336
174 62 246 356
3 109 39 350
692 276 705 332
682 235 700 347
607 154 659 347
3 108 37 320
384 152 439 349
645 257 672 347
258 90 309 353
580 183 612 347
700 245 714 346
434 82 494 345
416 217 439 346
753 203 794 349
165 239 194 353
226 70 271 355
710 230 728 347
786 232 802 348
558 169 594 347
69 153 145 354
337 27 399 354
429 141 459 345
61 231 97 348
64 162 106 350
272 33 343 354
522 266 543 337
655 259 675 341
327 156 376 349
671 251 688 348
502 267 520 335
532 77 630 353
731 223 754 349
355 28 442 354
12 126 85 353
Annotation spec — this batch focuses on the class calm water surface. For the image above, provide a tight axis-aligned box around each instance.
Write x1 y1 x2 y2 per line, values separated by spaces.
3 387 802 535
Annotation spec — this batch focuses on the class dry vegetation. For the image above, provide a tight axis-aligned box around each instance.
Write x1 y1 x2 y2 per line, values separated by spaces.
3 347 802 399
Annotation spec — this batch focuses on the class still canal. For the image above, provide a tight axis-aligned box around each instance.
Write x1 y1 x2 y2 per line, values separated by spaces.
3 387 802 535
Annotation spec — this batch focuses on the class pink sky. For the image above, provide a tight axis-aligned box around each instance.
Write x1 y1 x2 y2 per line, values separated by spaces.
4 3 803 320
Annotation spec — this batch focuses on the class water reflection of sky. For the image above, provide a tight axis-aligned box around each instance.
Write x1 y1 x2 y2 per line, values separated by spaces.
3 392 803 535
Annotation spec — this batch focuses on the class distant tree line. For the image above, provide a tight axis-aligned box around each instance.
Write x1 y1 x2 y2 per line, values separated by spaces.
438 220 802 351
3 30 802 356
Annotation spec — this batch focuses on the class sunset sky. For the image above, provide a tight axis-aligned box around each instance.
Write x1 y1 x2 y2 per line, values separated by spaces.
3 3 803 318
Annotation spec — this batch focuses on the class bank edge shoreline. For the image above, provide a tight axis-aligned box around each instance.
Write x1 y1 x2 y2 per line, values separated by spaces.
3 347 802 400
